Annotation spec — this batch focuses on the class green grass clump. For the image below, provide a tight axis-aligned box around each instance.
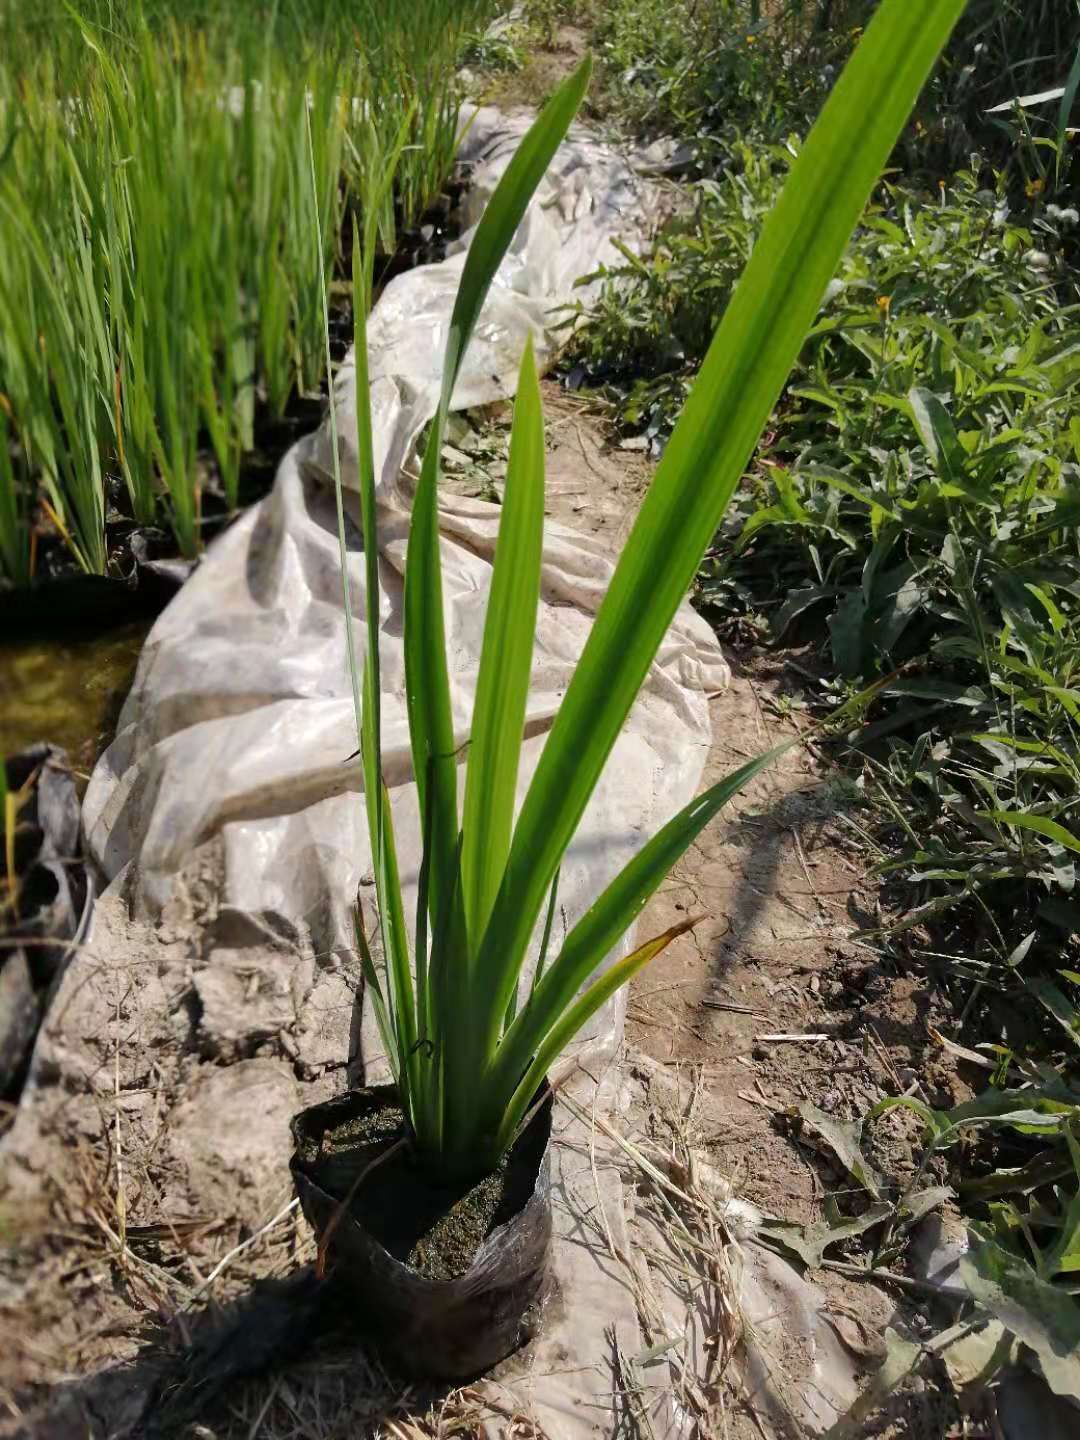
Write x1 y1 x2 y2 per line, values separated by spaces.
582 0 1080 181
588 1 865 164
319 0 964 1182
0 0 496 584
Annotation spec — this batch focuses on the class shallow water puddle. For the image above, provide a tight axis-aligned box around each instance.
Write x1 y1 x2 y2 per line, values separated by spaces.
0 620 152 778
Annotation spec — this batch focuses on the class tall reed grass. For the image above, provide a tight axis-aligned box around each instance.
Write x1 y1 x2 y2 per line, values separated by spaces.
0 0 495 584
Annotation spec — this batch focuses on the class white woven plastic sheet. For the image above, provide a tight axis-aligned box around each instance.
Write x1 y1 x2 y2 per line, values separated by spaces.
82 109 730 1069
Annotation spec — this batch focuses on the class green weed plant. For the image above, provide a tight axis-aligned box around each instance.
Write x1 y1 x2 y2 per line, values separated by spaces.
571 148 1080 922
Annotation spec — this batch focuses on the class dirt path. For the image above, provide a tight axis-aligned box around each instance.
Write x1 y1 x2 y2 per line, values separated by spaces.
479 22 594 116
629 666 965 1225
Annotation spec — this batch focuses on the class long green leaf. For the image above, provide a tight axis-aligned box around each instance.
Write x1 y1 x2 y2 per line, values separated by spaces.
404 56 592 939
472 0 967 1055
374 780 420 1114
1044 1129 1080 1276
352 118 418 1100
983 810 1080 855
439 58 591 416
529 866 561 1001
307 105 420 1100
484 744 791 1116
909 385 965 484
353 900 398 1088
492 917 701 1156
1056 37 1080 167
461 335 546 947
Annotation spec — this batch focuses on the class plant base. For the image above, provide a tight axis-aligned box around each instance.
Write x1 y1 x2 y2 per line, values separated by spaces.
289 1084 553 1381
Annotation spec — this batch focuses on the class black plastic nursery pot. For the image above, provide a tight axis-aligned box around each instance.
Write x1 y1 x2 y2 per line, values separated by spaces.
289 1084 553 1381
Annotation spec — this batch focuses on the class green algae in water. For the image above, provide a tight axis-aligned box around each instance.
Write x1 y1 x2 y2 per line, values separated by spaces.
0 621 151 776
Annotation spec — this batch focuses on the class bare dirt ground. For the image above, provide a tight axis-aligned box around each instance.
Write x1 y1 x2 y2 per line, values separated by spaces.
629 659 972 1229
0 389 973 1439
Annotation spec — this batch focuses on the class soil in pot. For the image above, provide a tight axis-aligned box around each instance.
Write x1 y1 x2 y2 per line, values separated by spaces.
295 1095 542 1283
292 1086 553 1379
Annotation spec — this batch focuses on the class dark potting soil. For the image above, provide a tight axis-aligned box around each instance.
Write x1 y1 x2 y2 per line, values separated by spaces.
299 1097 537 1283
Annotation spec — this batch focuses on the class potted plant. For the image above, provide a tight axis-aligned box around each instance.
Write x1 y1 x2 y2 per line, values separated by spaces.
291 0 966 1381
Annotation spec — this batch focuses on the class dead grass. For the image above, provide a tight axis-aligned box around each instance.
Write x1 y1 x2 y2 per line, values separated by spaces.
564 1071 748 1436
211 1375 558 1440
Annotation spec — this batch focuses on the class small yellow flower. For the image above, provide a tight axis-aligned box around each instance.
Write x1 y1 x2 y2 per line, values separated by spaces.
876 296 891 314
746 34 756 44
938 179 946 190
1026 176 1046 199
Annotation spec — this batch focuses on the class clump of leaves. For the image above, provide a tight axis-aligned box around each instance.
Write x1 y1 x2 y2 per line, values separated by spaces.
570 38 1080 1405
766 1078 1080 1411
720 171 1080 935
921 0 1080 173
460 21 524 74
560 141 783 443
587 0 1080 205
317 2 966 1182
571 157 1080 935
591 0 851 166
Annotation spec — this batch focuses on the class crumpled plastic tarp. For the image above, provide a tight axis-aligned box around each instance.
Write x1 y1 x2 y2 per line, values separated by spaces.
82 107 729 1072
0 746 90 1093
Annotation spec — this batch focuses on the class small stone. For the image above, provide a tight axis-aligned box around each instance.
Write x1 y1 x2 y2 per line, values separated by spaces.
910 1213 970 1296
441 444 471 471
444 413 476 449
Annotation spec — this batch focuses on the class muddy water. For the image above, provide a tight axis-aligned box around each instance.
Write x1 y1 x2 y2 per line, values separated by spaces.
0 620 151 780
